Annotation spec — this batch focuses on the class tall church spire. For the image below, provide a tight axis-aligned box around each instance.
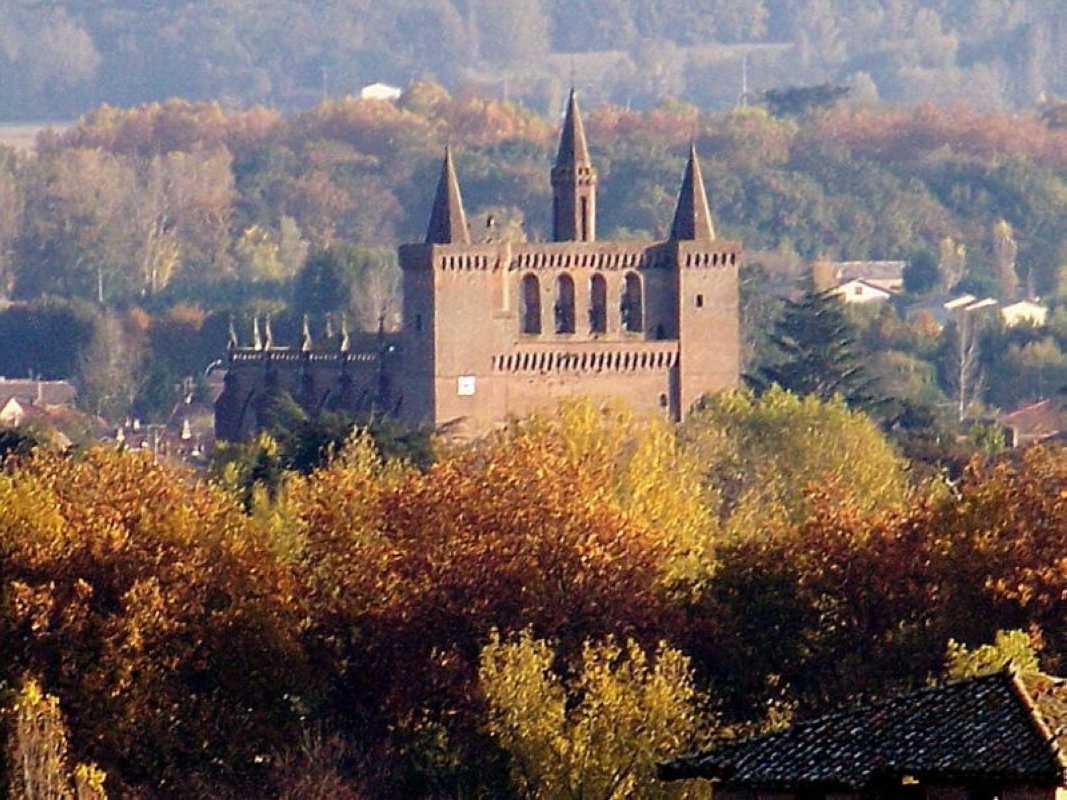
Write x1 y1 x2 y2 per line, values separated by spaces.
552 89 597 242
555 88 592 169
425 146 470 245
670 143 716 241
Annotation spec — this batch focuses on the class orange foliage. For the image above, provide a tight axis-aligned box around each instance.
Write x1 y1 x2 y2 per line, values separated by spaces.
808 103 1067 169
0 448 309 795
53 99 282 158
286 428 680 737
697 444 1067 714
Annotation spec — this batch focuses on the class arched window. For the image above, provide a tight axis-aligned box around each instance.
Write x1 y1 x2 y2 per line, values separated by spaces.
589 274 607 333
521 274 542 335
621 271 643 333
555 274 576 334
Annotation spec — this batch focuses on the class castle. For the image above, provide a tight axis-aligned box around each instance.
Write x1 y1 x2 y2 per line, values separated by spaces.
214 91 740 440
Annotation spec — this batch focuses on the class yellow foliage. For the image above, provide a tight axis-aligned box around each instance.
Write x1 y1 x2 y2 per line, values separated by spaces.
485 400 719 584
6 676 108 800
944 629 1041 680
681 387 910 538
480 630 712 800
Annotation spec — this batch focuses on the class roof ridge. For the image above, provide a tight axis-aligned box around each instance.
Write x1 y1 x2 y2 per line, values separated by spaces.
1010 670 1067 778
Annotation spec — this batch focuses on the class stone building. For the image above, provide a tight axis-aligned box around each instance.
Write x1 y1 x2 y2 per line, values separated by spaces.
215 91 740 440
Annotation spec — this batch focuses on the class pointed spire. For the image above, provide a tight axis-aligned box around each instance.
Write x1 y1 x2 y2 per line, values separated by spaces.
425 146 470 245
555 88 591 169
264 314 274 350
228 316 239 350
324 313 335 340
301 314 313 352
670 143 716 241
252 316 263 351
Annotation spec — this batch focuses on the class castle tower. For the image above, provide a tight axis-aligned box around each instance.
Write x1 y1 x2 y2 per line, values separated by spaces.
672 145 740 415
551 89 597 242
426 146 470 245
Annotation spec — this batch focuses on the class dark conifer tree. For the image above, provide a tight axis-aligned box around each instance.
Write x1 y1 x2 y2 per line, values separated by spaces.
747 279 877 408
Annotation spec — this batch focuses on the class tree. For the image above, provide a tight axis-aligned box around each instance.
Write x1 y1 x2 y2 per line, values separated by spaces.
762 84 850 118
747 279 877 409
0 448 310 795
0 152 24 298
681 387 910 535
944 630 1041 680
480 630 712 800
938 236 967 292
903 250 938 294
992 219 1020 299
294 248 351 318
280 400 710 772
16 148 136 304
74 314 143 421
939 311 986 424
5 676 109 800
347 248 402 332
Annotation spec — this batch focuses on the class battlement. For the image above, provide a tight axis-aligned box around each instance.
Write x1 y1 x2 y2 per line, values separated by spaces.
400 240 743 274
227 348 382 366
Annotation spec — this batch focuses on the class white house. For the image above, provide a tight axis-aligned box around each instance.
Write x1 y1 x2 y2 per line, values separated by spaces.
359 82 403 101
1001 300 1049 327
0 397 26 427
831 278 898 304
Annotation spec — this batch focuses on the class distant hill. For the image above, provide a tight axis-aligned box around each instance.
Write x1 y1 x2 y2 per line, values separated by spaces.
1 1 1066 120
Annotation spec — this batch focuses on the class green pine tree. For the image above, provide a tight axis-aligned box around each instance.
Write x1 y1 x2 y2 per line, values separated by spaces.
747 280 877 408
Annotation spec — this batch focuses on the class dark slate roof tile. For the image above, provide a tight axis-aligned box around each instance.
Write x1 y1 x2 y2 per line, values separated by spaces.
661 671 1067 789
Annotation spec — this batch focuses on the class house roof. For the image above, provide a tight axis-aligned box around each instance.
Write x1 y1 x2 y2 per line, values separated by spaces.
831 261 906 283
660 670 1067 789
0 379 76 406
998 399 1067 441
833 278 898 297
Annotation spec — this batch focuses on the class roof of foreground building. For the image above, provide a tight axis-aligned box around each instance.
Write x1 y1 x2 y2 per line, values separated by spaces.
660 670 1067 789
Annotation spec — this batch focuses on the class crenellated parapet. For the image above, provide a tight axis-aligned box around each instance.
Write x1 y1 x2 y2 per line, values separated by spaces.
214 315 403 441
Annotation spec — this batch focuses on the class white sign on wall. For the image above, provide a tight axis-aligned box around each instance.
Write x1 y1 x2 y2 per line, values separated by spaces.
457 375 477 396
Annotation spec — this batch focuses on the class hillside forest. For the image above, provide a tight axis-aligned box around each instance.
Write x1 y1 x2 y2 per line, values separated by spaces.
4 0 1067 118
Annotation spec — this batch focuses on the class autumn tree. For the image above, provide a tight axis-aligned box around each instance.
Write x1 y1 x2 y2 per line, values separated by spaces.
480 630 712 800
15 148 136 303
4 677 108 800
0 448 310 795
938 236 967 292
681 387 909 536
280 400 713 783
944 629 1041 680
992 219 1020 299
